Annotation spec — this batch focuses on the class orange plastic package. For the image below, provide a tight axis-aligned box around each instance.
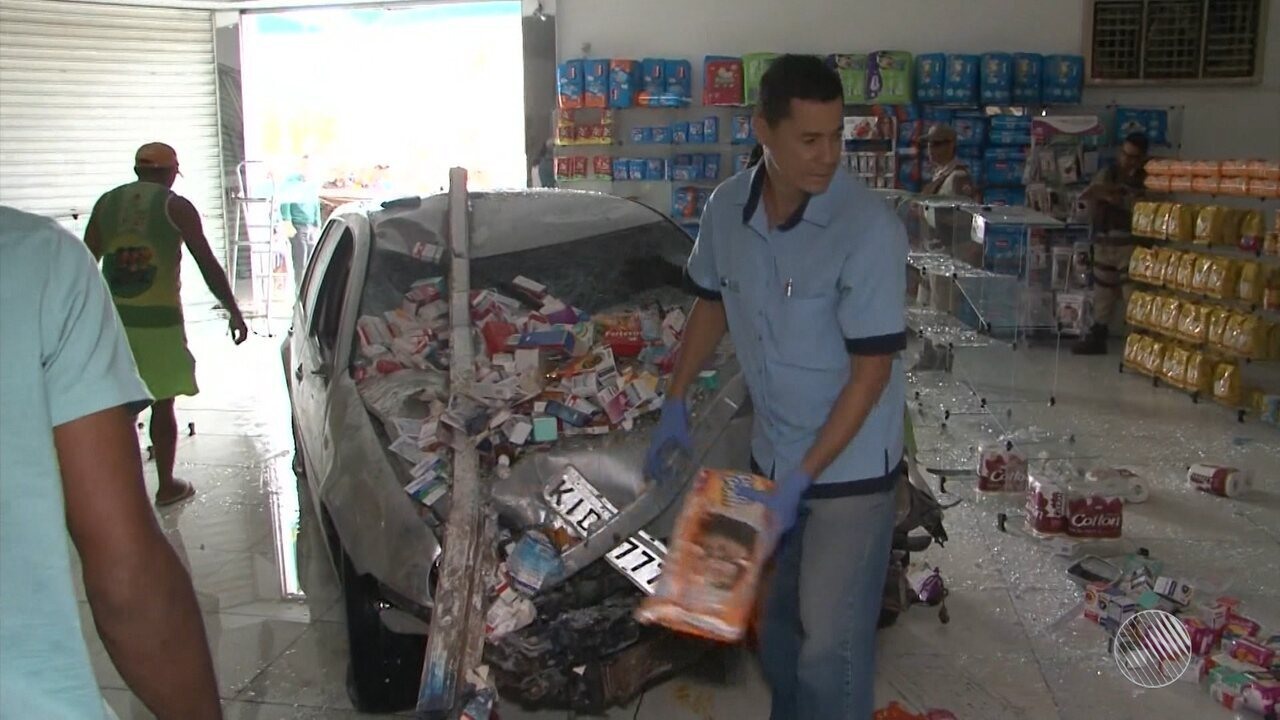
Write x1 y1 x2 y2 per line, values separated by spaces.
1219 177 1249 196
1169 175 1194 193
1246 179 1279 199
1190 160 1223 178
636 468 773 642
1246 159 1280 180
1221 159 1252 178
1144 159 1174 176
1144 175 1173 193
1191 177 1222 196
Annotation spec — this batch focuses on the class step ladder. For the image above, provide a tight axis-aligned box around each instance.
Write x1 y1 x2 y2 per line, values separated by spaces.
228 160 286 336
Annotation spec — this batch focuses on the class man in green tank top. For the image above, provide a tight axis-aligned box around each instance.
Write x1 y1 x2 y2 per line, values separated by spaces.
86 142 248 507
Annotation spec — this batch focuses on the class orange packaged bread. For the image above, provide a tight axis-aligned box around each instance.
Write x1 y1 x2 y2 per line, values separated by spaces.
1144 159 1174 176
1144 175 1173 193
1219 176 1249 196
1190 160 1223 178
1168 160 1193 176
636 468 773 642
1168 176 1194 193
1221 159 1252 178
1246 179 1279 199
1246 159 1280 180
1191 177 1222 195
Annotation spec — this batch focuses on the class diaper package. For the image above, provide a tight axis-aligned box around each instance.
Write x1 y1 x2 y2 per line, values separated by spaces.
1115 108 1169 146
915 53 946 103
557 60 585 109
584 58 609 108
953 113 987 146
829 54 869 104
704 116 720 144
1042 55 1084 104
609 59 639 108
636 468 774 643
1012 53 1043 105
743 53 779 105
980 53 1013 105
982 187 1025 206
943 54 979 105
703 56 745 106
867 51 913 105
665 59 693 106
639 58 665 107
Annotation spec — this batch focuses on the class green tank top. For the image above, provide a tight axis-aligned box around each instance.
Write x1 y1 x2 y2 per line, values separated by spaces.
95 181 184 327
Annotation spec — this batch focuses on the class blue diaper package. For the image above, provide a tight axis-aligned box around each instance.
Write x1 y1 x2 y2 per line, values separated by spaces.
671 164 697 182
957 145 982 161
983 187 1026 207
1115 107 1169 146
688 120 705 144
631 127 651 145
584 58 610 108
987 128 1032 146
613 158 630 180
640 59 665 106
953 113 987 146
629 158 648 181
981 225 1027 275
984 158 1026 186
915 53 946 103
673 153 693 167
704 116 720 144
647 158 667 180
672 186 699 220
732 114 754 144
651 125 671 144
1042 55 1084 104
704 153 721 180
987 115 1032 131
898 119 922 147
557 60 585 109
980 53 1013 105
984 146 1028 162
968 162 985 187
734 152 752 173
944 54 979 105
609 59 639 109
1012 53 1043 105
671 121 689 144
923 106 955 123
665 60 693 105
691 154 706 178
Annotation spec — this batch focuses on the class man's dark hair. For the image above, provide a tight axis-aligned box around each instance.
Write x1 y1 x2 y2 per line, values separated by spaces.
1123 133 1150 154
758 54 844 127
701 512 757 550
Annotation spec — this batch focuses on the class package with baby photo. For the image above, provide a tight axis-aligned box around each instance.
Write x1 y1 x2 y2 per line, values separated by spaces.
636 468 773 642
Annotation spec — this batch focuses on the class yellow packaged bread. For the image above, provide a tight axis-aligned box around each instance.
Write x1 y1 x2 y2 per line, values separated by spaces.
1195 206 1230 246
1177 302 1210 344
1161 250 1183 287
1131 202 1158 238
1142 339 1167 375
1126 292 1150 328
1166 204 1197 242
1128 247 1149 281
1238 262 1264 303
1213 362 1242 406
1152 203 1175 239
1184 351 1213 392
1151 249 1177 284
1239 210 1265 252
1191 255 1215 295
1123 333 1145 369
1207 308 1232 349
1174 252 1199 291
1203 258 1238 300
1157 296 1182 334
1161 346 1190 387
1267 231 1280 258
1227 315 1270 359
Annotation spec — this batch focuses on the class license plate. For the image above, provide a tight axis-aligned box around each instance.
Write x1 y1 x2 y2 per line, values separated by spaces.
544 466 667 595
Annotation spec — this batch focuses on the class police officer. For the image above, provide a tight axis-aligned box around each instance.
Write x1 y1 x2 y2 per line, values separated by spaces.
646 55 906 720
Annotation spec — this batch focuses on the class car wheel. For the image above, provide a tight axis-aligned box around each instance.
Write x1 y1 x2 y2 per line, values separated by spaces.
339 546 427 713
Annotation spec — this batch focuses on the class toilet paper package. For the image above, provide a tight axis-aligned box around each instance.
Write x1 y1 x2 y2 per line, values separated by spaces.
915 53 946 103
1012 53 1043 105
943 54 979 105
584 58 610 109
1043 55 1084 104
980 53 1013 105
867 51 913 105
829 54 869 105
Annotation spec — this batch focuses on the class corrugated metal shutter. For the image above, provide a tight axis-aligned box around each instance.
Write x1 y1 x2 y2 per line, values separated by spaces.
0 0 226 316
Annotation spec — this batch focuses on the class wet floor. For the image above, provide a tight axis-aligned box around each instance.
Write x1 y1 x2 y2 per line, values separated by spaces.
85 316 1279 719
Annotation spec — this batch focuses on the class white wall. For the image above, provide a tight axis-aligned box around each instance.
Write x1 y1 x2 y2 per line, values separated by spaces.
556 0 1280 159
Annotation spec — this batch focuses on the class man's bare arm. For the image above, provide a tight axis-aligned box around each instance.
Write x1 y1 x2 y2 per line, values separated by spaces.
664 298 728 400
56 405 221 720
83 198 107 260
169 196 247 343
799 353 895 479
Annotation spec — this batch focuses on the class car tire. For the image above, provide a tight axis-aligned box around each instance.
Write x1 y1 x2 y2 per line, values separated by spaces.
339 546 427 713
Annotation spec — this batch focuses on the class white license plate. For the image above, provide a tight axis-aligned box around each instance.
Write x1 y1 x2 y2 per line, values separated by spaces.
544 466 667 595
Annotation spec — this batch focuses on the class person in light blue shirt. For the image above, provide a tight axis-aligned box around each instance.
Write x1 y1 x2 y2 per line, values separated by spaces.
0 206 221 719
646 56 906 720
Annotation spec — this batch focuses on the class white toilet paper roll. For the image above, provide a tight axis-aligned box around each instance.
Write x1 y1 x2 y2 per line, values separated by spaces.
1126 480 1150 504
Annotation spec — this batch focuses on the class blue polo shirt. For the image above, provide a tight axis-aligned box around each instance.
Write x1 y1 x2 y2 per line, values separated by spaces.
686 165 906 496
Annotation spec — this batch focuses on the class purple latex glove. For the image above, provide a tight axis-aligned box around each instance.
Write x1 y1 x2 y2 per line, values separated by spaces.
765 468 813 541
644 397 691 482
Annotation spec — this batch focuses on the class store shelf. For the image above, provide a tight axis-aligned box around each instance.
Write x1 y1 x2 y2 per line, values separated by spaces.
1130 277 1280 324
1125 317 1279 362
1157 240 1280 266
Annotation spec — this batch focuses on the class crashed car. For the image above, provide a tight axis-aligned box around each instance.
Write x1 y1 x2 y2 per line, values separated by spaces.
284 187 947 714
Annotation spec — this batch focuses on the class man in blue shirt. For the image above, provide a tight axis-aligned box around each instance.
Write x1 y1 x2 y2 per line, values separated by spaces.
0 206 221 718
647 55 906 719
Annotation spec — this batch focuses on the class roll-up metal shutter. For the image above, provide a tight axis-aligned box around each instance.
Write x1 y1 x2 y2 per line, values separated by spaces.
0 0 226 316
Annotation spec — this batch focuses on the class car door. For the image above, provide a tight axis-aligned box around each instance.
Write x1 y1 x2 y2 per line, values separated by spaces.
291 217 357 485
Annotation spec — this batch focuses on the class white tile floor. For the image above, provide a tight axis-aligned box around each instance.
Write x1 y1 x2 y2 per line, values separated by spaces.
83 318 1279 720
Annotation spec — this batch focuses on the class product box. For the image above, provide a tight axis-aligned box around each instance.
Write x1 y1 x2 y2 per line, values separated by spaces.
704 153 722 180
867 50 913 105
584 58 609 109
1043 55 1084 104
671 121 689 144
1012 53 1043 105
612 157 631 180
743 53 779 105
829 53 869 104
987 129 1032 146
704 116 720 144
691 154 706 178
557 60 584 109
651 125 671 144
630 127 651 145
572 155 588 180
703 56 744 106
984 146 1028 162
688 120 705 144
980 224 1027 274
943 54 979 105
1056 292 1092 336
988 115 1032 132
982 186 1025 207
636 469 774 642
734 152 752 174
731 114 754 145
609 59 639 109
628 158 647 181
592 155 613 179
646 158 666 181
980 53 1013 105
915 53 946 103
985 159 1026 186
672 186 699 219
1115 108 1169 146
